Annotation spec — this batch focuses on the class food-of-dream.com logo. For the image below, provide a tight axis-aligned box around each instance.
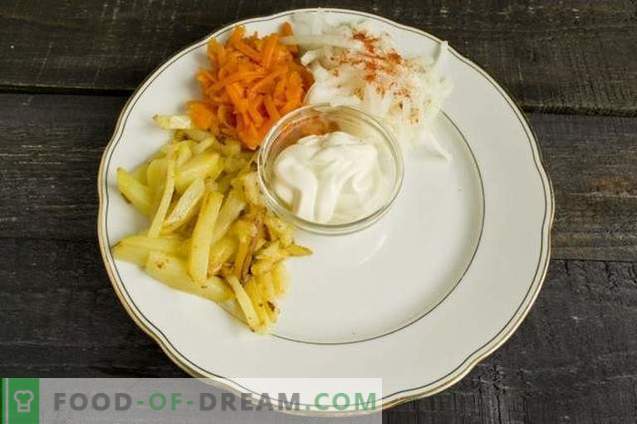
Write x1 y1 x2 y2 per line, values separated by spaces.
13 390 35 412
3 378 40 424
52 390 377 412
2 378 382 423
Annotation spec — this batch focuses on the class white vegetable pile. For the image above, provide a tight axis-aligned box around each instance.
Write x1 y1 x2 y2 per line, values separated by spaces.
282 12 453 158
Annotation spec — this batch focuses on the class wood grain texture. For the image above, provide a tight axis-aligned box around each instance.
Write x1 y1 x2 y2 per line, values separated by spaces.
0 237 186 377
528 113 637 261
386 259 637 423
1 0 636 115
1 0 635 413
0 93 635 260
1 1 635 422
1 238 636 421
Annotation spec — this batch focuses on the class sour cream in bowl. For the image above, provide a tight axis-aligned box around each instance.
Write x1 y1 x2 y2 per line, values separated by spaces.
258 104 403 235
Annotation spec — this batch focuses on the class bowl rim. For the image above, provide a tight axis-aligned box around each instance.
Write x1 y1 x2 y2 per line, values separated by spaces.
257 103 405 235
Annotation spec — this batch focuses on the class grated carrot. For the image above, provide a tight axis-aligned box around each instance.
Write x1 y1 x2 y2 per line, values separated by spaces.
263 95 280 121
188 24 312 150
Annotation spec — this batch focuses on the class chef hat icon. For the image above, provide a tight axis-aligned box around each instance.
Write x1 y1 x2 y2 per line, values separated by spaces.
14 390 34 413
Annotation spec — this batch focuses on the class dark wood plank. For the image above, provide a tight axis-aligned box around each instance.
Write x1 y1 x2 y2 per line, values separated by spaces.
1 236 636 421
387 259 637 423
1 0 636 115
0 93 635 260
0 94 126 240
0 237 186 377
528 114 637 261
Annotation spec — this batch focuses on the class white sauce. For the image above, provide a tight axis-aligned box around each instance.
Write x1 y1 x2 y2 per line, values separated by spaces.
272 131 389 224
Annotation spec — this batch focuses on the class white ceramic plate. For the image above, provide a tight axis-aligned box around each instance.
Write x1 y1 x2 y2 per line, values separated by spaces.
98 8 554 411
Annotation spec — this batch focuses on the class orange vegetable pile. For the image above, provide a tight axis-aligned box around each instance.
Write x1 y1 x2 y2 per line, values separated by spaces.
188 23 314 150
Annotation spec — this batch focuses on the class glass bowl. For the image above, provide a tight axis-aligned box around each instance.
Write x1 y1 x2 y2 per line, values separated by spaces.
257 104 404 235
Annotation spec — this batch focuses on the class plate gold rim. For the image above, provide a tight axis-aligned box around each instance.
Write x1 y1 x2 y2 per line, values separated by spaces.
96 7 555 413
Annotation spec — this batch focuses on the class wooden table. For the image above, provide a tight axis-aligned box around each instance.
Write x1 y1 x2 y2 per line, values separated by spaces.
1 1 635 422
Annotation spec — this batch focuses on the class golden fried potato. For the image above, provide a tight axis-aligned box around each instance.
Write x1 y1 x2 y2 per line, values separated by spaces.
146 158 168 195
175 142 193 167
163 178 205 233
112 243 148 266
226 275 260 331
118 234 183 256
189 191 224 284
153 114 193 130
175 152 221 193
257 272 277 301
211 189 246 244
148 159 176 238
146 251 232 302
131 163 149 184
208 236 238 275
286 243 313 257
184 128 213 142
264 213 294 247
272 262 289 296
116 168 153 216
113 115 313 334
245 278 271 333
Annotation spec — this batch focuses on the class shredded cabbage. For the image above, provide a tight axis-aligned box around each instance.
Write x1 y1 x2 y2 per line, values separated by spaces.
290 12 453 158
